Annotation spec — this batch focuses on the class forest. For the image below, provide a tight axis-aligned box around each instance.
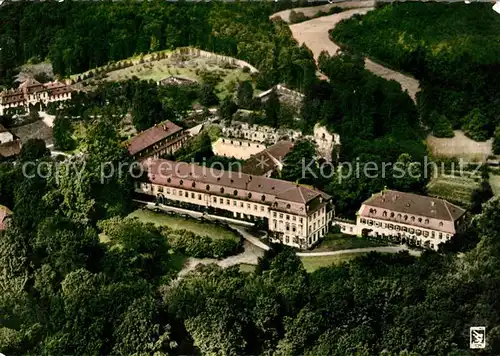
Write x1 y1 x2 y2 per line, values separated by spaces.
0 0 316 91
331 2 500 141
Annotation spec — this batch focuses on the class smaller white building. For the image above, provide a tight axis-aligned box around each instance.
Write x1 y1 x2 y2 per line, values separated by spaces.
334 189 467 251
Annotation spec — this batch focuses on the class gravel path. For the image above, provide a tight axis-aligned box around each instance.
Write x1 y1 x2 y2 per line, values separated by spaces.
176 240 265 280
278 5 420 102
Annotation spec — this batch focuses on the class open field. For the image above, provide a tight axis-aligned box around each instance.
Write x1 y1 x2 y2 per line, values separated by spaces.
426 131 493 163
489 173 500 196
127 209 240 241
313 233 388 252
300 252 365 273
427 170 480 207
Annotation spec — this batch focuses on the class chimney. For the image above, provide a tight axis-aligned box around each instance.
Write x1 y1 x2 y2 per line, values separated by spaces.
163 124 168 131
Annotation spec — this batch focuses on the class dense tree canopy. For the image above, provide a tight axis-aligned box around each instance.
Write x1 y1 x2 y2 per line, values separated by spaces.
331 2 500 139
0 1 316 91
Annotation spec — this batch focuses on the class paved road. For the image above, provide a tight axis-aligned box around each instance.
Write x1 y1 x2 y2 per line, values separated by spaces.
275 4 421 102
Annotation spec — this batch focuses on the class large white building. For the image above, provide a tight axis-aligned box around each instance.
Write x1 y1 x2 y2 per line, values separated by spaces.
0 78 73 115
336 189 467 250
135 158 333 249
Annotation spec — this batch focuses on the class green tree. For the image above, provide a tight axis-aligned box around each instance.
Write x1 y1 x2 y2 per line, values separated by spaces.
493 125 500 155
53 115 76 151
463 108 489 141
199 84 219 107
264 88 280 128
219 96 238 121
19 138 50 162
236 80 254 109
432 113 454 138
280 140 318 185
132 82 165 131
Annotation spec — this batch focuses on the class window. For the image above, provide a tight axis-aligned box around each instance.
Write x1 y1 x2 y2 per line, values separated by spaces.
192 182 196 188
425 218 429 224
233 201 237 206
254 205 257 211
416 230 422 236
261 195 266 201
300 218 303 223
273 212 277 217
411 216 415 222
166 188 170 194
383 211 388 217
198 194 202 200
404 215 408 220
361 218 366 224
233 190 238 196
167 178 171 183
279 213 283 218
206 185 210 191
397 214 402 219
220 198 224 204
439 222 443 227
389 224 394 229
286 215 290 220
287 204 291 209
390 212 395 218
286 224 290 231
158 186 164 192
260 206 264 212
368 220 373 226
226 199 230 205
403 226 408 232
179 180 183 185
213 197 217 203
423 231 429 237
240 202 244 208
220 187 225 194
439 232 443 239
172 189 176 196
191 193 195 199
248 193 252 199
247 203 251 209
293 216 296 221
409 228 415 234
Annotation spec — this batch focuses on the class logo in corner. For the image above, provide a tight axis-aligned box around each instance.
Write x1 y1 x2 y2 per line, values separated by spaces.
470 326 486 349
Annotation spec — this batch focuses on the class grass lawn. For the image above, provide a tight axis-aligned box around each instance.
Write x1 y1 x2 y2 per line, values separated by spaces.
239 263 257 273
127 209 240 241
300 252 365 273
313 233 388 252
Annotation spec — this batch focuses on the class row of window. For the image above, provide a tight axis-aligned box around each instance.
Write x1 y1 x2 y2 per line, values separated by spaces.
272 211 303 223
368 208 443 227
360 218 451 239
273 220 303 234
213 196 266 212
160 181 268 202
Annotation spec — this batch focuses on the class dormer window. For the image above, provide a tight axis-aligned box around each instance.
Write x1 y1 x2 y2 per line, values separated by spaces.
439 222 443 227
167 178 171 183
191 182 196 188
206 185 210 191
411 216 415 222
397 214 402 219
390 212 395 218
220 187 225 194
233 190 238 196
404 215 408 220
425 218 429 224
418 218 422 223
286 204 291 209
382 211 388 217
247 193 252 199
179 180 183 185
261 195 266 201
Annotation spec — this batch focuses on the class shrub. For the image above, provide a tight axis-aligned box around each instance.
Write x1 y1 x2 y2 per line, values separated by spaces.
289 10 308 24
432 113 454 138
462 108 490 142
165 228 241 259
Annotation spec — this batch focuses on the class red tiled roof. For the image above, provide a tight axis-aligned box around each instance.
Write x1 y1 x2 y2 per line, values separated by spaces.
242 141 294 176
142 158 330 207
0 140 21 158
127 120 183 156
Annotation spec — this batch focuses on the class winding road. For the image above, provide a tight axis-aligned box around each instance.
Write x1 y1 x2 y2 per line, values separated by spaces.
272 2 421 102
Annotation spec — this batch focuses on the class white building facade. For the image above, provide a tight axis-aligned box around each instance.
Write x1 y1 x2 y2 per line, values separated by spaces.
135 159 334 249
